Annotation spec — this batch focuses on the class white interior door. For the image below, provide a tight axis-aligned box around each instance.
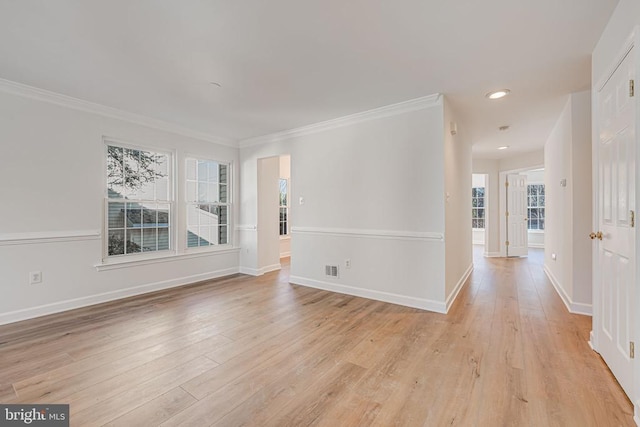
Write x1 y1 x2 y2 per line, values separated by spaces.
506 174 528 257
594 45 636 400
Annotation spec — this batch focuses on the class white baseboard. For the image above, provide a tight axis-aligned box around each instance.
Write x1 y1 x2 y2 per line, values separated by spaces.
0 267 239 326
528 243 544 249
289 275 446 313
280 251 291 258
543 265 592 316
445 263 473 313
484 251 501 258
261 263 281 275
239 263 281 276
634 400 640 427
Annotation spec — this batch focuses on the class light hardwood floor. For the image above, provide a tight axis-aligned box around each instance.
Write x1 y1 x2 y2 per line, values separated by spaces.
0 248 634 426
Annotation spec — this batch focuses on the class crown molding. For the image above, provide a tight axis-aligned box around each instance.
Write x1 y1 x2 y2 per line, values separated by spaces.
0 78 238 147
239 93 442 148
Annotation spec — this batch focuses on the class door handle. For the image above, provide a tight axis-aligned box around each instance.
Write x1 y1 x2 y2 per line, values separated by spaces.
589 231 603 240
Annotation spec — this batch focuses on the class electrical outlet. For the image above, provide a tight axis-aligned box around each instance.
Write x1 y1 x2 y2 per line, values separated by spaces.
29 271 42 284
345 259 351 268
551 253 557 261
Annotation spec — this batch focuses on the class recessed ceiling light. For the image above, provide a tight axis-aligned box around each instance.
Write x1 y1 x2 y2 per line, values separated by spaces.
499 125 510 131
498 146 509 150
486 89 510 99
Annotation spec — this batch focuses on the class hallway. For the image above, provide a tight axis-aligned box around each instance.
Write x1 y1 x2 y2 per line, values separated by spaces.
0 250 634 425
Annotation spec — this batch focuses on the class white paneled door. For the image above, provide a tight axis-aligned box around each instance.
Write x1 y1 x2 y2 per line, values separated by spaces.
594 45 636 400
506 174 528 257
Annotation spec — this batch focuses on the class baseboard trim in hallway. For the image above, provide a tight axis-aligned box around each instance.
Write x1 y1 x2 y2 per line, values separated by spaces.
543 264 593 316
289 275 447 313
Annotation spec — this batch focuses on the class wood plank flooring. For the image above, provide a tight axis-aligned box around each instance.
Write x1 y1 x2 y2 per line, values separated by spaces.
0 248 634 426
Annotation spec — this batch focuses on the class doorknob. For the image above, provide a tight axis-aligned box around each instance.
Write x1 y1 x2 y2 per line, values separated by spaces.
589 231 603 240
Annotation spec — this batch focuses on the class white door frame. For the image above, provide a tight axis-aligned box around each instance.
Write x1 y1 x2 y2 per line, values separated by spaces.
499 165 543 257
591 25 640 423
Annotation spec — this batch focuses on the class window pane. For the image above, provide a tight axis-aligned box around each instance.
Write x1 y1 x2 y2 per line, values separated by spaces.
126 204 142 227
155 177 169 200
127 229 142 254
106 144 172 257
219 184 228 203
198 160 208 182
186 182 197 203
477 197 484 208
187 230 199 247
198 183 208 202
208 162 219 182
208 183 219 202
185 158 230 249
219 225 228 244
142 206 157 226
108 202 125 228
219 164 228 184
280 179 288 206
108 230 125 256
107 146 124 196
142 228 157 252
477 208 484 219
158 228 170 250
218 205 228 225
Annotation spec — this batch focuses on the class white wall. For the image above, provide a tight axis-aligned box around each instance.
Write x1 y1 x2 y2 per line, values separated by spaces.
444 99 473 303
543 91 592 315
279 155 291 258
257 156 281 273
239 95 469 312
592 2 640 419
0 88 240 324
499 150 544 172
472 159 500 255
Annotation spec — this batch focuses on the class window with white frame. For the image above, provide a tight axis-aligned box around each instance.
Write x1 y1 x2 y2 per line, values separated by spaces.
186 158 230 247
472 187 485 229
527 184 545 230
279 179 288 236
106 144 171 257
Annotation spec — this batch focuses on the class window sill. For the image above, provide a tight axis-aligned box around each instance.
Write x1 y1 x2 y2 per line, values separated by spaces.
528 230 545 234
95 246 240 271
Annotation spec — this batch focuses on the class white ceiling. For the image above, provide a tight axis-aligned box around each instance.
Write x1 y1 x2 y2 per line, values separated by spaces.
0 1 618 157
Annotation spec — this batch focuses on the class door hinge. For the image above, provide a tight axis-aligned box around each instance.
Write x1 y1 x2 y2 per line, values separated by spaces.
630 80 635 97
505 181 509 187
631 210 635 228
506 211 509 217
505 241 510 246
631 341 635 359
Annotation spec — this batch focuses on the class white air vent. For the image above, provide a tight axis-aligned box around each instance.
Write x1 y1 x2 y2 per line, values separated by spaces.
325 265 339 277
